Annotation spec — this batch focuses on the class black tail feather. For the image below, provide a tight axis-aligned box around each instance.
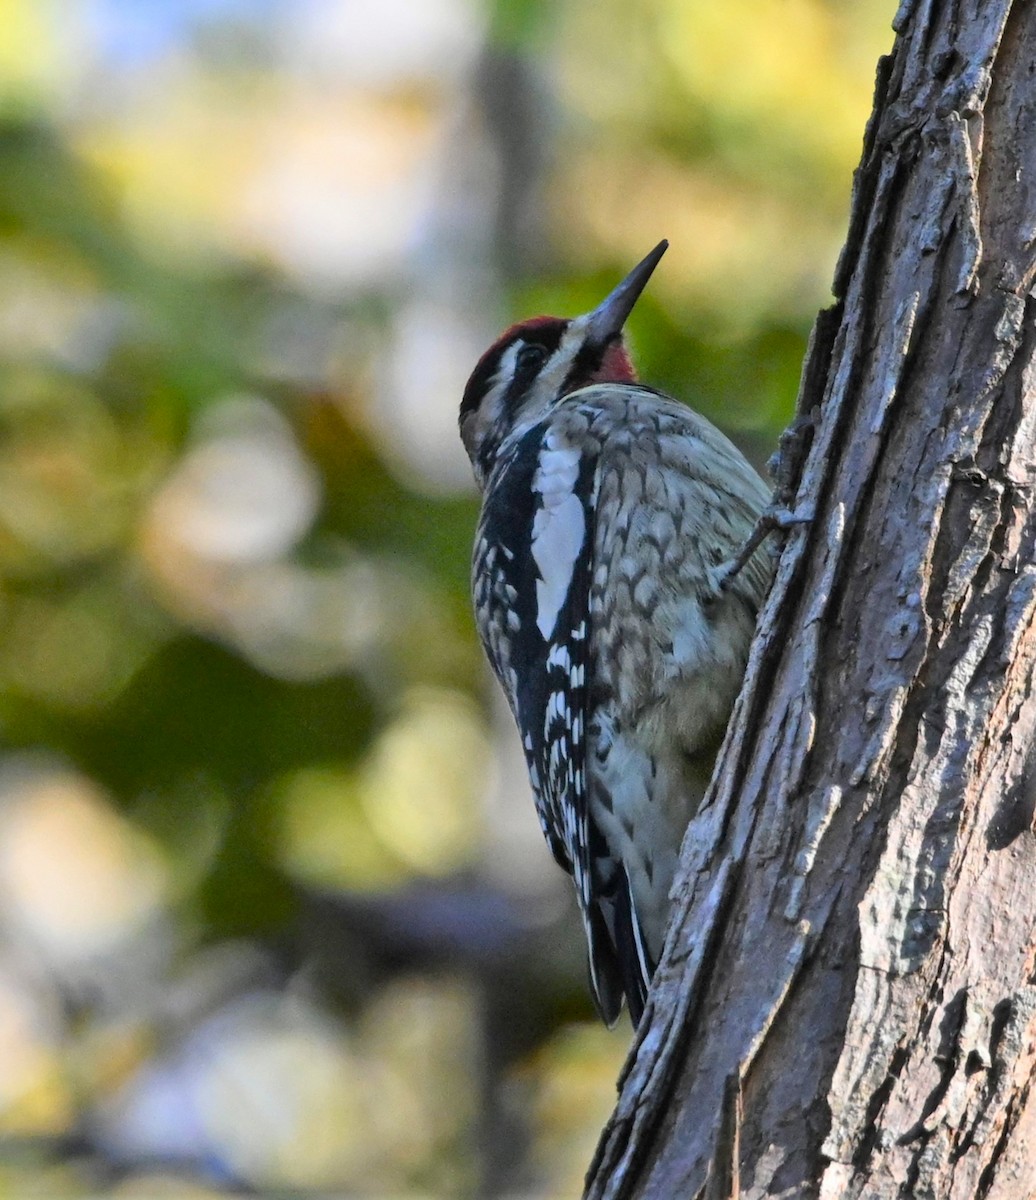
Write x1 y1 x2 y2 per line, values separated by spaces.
585 904 623 1026
611 866 653 1025
584 866 655 1027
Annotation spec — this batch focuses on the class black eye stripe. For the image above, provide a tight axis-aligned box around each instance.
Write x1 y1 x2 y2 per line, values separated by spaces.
515 341 548 379
460 319 566 421
503 342 552 414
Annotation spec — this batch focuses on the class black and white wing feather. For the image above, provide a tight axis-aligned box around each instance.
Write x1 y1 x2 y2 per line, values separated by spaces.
472 421 624 1022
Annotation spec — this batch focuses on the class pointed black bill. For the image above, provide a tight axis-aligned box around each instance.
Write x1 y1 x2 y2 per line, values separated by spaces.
584 239 668 346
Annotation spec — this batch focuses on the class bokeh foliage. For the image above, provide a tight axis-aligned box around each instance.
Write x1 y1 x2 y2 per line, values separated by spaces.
0 0 892 1193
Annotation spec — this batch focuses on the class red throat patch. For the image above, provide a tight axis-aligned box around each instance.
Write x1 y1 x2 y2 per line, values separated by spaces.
589 341 637 385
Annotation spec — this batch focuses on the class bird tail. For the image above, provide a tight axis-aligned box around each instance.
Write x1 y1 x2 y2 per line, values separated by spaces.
584 867 654 1027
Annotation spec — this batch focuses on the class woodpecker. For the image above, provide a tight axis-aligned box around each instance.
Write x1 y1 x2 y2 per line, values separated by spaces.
460 241 774 1025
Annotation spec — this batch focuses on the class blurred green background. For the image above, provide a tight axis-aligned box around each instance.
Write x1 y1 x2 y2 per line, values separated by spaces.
0 0 891 1194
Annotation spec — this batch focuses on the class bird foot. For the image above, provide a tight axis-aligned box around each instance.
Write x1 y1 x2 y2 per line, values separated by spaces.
708 502 814 595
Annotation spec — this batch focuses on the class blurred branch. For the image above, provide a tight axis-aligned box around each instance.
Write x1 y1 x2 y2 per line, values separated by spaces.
472 44 551 277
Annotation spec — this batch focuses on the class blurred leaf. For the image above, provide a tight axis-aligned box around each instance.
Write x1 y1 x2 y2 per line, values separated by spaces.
0 0 894 1190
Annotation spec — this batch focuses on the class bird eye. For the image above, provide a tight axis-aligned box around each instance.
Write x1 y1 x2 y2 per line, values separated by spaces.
517 343 547 373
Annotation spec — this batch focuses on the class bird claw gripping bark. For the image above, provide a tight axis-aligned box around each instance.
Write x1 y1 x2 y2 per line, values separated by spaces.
768 408 818 504
709 406 818 596
709 502 815 596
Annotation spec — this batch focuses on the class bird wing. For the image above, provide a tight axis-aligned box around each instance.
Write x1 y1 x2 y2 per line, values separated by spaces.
473 421 624 1021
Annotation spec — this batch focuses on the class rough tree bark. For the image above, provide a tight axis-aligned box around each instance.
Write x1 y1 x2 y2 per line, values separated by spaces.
584 4 1036 1198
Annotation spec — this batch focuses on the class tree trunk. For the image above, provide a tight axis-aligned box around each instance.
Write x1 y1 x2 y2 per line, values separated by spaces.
584 4 1036 1197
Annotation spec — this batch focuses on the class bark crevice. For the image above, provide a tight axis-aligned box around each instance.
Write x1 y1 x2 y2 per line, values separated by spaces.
584 4 1036 1197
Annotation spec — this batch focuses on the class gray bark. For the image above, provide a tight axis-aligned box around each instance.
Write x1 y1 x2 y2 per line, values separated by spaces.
584 3 1036 1197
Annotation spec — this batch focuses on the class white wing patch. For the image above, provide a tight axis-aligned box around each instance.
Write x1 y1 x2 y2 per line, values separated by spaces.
530 435 585 639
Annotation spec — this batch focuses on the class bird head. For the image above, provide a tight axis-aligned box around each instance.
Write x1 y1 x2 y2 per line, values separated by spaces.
459 239 668 485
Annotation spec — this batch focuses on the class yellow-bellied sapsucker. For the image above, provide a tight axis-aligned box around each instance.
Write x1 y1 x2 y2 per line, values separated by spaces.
459 241 773 1025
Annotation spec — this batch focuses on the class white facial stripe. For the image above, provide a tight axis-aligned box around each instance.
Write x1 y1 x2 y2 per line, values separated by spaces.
531 319 586 405
496 340 521 379
464 340 521 467
531 435 585 639
483 340 520 422
499 321 589 432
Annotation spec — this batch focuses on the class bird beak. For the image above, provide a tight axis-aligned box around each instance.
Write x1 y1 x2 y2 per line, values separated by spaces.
584 239 668 346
